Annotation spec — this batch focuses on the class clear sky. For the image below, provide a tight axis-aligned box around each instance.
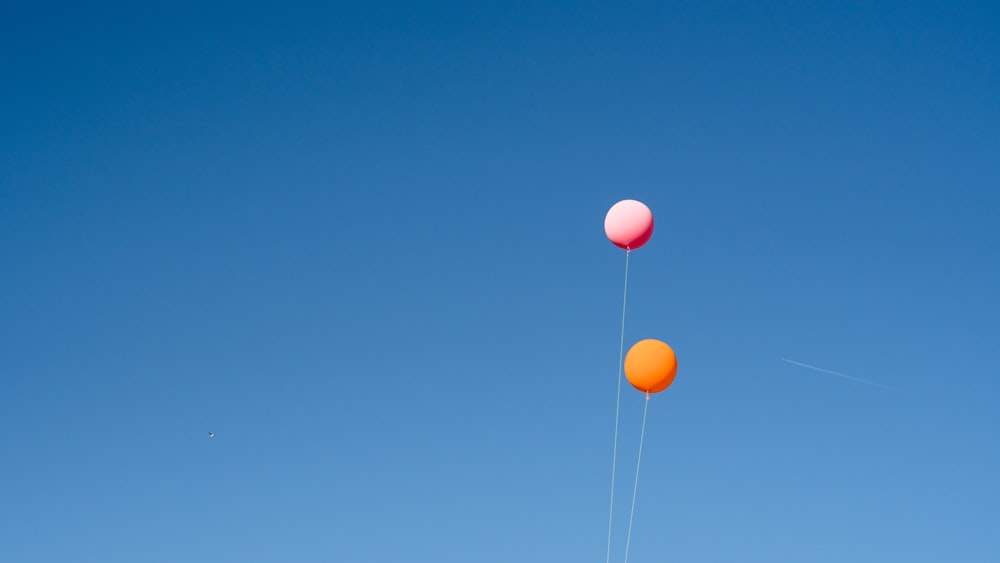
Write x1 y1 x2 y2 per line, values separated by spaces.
2 2 998 562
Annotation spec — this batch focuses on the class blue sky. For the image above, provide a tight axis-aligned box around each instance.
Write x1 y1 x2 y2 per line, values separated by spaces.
1 2 998 561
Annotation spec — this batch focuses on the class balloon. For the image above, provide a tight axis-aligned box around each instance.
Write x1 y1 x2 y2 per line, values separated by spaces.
604 200 654 250
624 339 677 394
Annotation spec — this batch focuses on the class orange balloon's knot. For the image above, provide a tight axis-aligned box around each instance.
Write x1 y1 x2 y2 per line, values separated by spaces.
646 392 650 400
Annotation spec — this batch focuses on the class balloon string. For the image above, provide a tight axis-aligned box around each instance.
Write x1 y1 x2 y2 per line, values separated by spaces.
606 249 630 563
623 393 650 563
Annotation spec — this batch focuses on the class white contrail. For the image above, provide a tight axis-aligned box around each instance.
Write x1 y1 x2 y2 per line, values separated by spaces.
781 358 892 390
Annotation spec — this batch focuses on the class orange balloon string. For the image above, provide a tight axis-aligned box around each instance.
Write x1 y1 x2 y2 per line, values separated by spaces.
624 393 650 563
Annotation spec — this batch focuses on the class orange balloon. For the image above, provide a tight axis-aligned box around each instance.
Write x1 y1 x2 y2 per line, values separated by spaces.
624 339 677 394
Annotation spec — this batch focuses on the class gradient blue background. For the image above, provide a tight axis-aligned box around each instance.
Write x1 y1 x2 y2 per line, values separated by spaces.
2 2 998 561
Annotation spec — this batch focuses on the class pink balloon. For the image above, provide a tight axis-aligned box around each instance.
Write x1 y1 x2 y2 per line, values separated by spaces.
604 199 654 250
